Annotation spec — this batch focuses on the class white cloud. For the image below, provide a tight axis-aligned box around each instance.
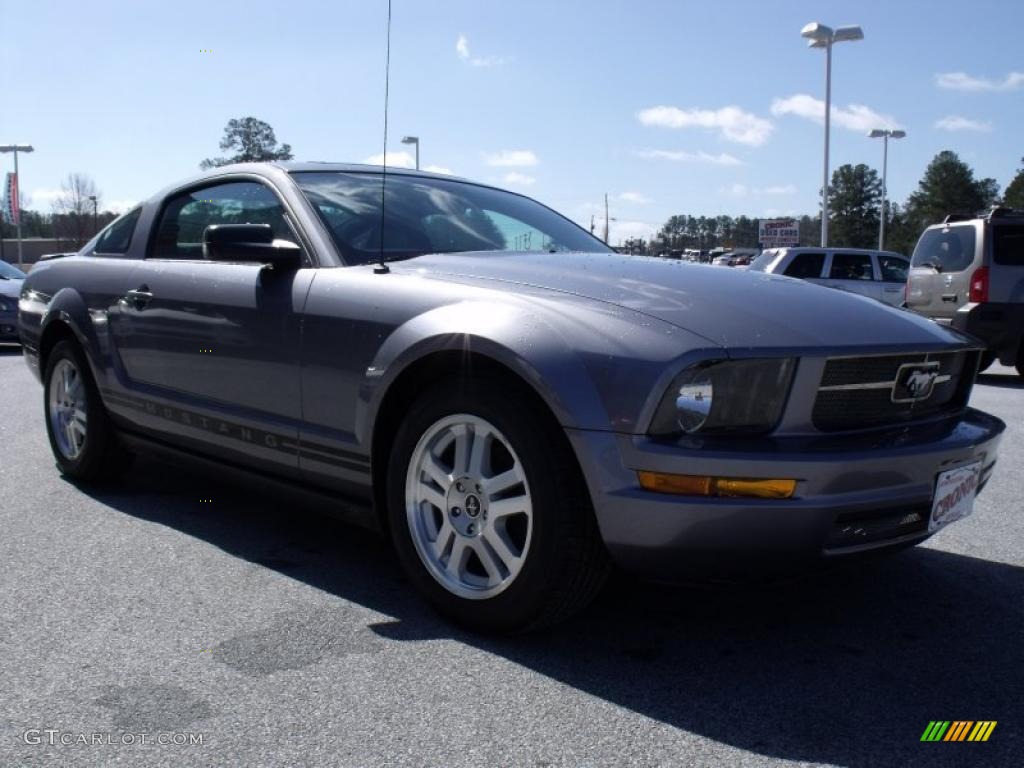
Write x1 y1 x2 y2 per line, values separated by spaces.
455 34 502 67
28 188 62 209
483 149 539 167
501 172 535 186
106 199 137 213
719 183 796 198
935 71 1024 92
771 93 901 133
362 152 453 174
609 219 657 243
618 191 651 205
634 149 742 166
934 115 992 132
363 151 415 168
636 105 773 146
762 184 797 196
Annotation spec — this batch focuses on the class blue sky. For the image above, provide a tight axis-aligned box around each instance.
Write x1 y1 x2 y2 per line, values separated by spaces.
3 0 1022 243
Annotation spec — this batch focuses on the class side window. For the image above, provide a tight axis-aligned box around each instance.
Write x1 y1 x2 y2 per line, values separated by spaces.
94 208 142 255
910 225 976 273
151 181 295 259
830 253 874 281
878 254 909 282
784 252 825 279
993 225 1024 266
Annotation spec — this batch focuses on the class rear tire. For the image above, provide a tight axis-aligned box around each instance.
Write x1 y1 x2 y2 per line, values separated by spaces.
43 339 131 482
978 351 996 373
386 376 610 633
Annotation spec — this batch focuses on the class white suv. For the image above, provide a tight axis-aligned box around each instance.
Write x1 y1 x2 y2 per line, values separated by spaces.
748 247 909 307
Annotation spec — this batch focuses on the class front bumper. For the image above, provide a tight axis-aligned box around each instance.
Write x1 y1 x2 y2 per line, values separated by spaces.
567 408 1004 579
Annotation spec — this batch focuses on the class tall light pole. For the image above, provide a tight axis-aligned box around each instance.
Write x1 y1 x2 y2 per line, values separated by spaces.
868 129 906 250
0 144 35 269
800 22 863 247
88 195 98 234
401 136 420 170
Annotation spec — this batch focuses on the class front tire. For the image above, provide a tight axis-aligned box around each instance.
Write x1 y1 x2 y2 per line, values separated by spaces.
386 377 610 633
44 339 130 482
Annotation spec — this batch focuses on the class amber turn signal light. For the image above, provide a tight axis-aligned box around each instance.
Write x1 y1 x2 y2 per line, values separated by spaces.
637 471 796 499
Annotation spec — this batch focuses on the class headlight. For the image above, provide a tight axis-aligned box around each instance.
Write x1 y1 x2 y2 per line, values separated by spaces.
649 358 795 436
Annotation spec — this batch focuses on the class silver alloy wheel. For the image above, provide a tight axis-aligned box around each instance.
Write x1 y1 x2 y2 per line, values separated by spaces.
405 413 533 600
49 358 88 460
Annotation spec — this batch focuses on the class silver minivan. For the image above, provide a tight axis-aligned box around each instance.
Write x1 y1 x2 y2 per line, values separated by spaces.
748 247 909 306
906 208 1024 376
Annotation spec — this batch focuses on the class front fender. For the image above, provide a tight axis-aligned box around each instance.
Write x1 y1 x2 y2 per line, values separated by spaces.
27 287 103 382
357 300 608 446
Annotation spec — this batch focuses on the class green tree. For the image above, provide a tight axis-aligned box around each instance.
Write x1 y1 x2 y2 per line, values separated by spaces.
1003 157 1024 208
200 117 294 170
827 163 882 248
905 150 999 232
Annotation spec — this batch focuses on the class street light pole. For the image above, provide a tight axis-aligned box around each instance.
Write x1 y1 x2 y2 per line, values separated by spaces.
401 136 420 169
89 195 98 234
868 129 906 250
800 22 863 248
822 41 832 248
0 144 35 270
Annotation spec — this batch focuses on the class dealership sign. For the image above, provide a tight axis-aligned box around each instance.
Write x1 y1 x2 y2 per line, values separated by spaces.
758 218 798 247
3 172 18 225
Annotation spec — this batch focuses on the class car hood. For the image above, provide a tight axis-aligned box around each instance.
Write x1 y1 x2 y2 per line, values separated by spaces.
394 251 970 352
0 278 23 299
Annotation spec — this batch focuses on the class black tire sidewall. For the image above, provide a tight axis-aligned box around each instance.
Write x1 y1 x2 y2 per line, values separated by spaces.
43 340 113 480
386 378 588 632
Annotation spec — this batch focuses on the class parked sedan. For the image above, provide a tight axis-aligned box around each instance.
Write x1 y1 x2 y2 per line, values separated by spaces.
0 260 27 341
17 163 1004 632
749 246 909 306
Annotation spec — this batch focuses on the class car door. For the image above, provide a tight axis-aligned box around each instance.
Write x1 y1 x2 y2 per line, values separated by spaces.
108 178 315 478
876 253 910 306
821 252 879 301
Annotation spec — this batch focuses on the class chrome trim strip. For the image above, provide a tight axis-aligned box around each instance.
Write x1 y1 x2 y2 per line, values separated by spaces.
819 374 951 392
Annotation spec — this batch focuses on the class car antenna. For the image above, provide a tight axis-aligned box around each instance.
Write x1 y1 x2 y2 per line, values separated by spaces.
374 0 393 275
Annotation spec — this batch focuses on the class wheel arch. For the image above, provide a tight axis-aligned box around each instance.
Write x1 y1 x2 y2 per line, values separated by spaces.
368 347 597 535
37 289 100 380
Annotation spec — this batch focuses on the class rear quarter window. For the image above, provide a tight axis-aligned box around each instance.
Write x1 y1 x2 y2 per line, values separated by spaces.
783 252 825 279
911 225 976 273
992 225 1024 266
878 254 909 282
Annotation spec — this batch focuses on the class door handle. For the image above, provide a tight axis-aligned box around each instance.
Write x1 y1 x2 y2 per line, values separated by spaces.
125 285 153 309
941 293 958 303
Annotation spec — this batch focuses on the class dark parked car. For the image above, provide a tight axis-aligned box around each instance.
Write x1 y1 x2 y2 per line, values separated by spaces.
17 163 1005 631
0 260 27 341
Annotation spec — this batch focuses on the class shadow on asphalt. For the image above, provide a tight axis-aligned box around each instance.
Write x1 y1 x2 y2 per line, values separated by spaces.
72 457 1021 766
0 343 23 356
977 371 1023 390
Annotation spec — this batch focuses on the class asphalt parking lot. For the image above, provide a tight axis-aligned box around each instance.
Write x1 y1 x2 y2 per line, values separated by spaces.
1 343 1021 768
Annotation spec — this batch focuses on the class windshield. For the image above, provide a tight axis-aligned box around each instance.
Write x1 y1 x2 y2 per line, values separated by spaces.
293 171 611 265
911 225 976 272
0 261 26 279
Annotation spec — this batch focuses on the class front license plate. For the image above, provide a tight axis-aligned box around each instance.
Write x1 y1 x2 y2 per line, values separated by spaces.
929 461 983 532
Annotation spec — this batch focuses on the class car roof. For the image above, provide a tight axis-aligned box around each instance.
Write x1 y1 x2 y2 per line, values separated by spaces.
780 246 905 257
143 161 484 207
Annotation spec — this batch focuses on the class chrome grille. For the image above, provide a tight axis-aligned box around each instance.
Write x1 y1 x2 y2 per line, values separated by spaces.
812 352 975 432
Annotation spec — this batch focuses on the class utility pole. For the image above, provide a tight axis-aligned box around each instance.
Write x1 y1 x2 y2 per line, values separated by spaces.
603 193 610 244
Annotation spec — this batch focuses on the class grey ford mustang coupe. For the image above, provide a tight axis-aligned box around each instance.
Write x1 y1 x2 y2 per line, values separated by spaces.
17 163 1004 631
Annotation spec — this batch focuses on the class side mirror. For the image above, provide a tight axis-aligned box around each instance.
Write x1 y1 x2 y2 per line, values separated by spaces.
202 224 301 269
